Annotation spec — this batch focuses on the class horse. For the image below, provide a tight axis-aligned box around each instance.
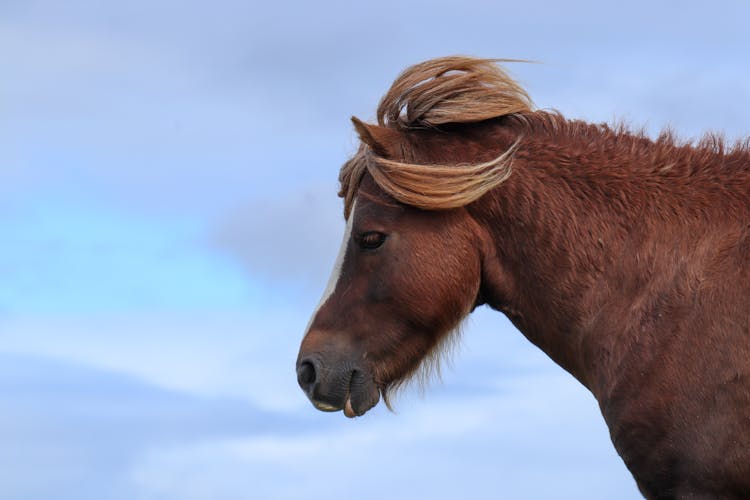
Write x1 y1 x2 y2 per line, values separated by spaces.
295 56 750 498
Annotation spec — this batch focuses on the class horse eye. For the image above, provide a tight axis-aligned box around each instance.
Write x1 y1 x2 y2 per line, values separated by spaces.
357 231 386 250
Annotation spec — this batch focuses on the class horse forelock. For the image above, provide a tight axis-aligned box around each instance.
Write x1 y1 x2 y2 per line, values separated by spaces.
338 141 519 219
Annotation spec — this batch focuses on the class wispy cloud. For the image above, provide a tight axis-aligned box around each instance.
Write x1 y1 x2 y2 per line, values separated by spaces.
0 311 306 411
130 370 635 500
0 352 294 500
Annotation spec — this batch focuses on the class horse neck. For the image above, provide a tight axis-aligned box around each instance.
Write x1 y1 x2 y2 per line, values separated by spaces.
466 119 680 397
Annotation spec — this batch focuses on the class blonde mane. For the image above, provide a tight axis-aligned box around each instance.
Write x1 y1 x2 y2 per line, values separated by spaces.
339 56 533 218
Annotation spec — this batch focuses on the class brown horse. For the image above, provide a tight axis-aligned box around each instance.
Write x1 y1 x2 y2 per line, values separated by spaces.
296 56 750 498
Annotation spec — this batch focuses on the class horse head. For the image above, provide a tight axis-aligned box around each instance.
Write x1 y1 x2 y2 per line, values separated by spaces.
296 119 492 417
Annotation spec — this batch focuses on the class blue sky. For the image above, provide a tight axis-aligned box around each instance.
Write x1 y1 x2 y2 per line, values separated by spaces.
2 1 749 498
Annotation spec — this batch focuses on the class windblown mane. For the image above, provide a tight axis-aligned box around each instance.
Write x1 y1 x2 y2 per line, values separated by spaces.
376 56 532 129
339 56 533 219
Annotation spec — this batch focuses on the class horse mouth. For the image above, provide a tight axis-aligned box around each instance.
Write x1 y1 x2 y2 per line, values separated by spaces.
312 400 342 412
299 361 381 418
310 390 377 418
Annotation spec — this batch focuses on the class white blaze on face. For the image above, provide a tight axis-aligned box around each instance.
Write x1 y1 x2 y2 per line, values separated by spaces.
303 200 356 337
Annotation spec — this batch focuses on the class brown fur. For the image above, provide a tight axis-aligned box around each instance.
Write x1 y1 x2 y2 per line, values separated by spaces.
298 56 750 498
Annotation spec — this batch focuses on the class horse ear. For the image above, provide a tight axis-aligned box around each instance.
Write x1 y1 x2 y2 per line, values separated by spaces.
351 116 402 158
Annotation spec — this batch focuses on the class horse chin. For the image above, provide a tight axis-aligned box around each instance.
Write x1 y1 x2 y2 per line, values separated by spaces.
343 372 381 418
343 398 357 418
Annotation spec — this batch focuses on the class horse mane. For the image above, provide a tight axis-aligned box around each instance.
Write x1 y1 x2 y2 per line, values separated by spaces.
339 56 533 219
339 56 750 220
515 111 750 184
375 56 533 129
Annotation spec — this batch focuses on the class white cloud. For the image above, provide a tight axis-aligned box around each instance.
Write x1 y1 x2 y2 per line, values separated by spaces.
0 311 309 412
0 308 635 499
130 370 638 499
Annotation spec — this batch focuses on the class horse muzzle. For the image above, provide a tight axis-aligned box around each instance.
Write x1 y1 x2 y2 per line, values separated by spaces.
296 355 380 418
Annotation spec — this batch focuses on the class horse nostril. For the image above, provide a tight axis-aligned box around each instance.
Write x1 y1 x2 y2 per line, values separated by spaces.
297 360 317 391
